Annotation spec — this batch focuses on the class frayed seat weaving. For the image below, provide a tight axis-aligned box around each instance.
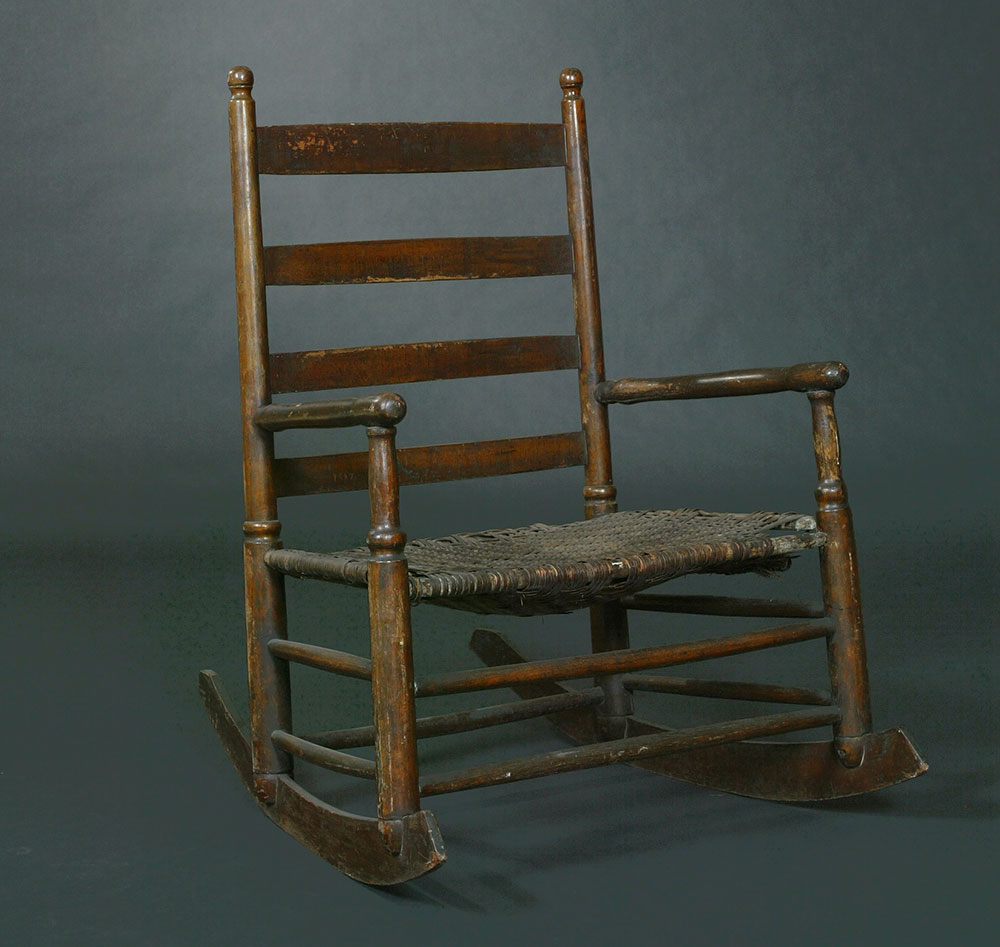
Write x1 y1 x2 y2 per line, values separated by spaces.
265 509 825 615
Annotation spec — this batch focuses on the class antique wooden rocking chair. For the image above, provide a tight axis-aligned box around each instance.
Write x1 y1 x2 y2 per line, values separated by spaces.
200 66 927 884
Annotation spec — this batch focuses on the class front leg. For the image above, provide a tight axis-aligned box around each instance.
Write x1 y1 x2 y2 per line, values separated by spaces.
810 390 873 766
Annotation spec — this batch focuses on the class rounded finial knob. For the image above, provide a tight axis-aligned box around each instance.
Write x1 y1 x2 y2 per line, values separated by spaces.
560 68 583 98
228 66 254 92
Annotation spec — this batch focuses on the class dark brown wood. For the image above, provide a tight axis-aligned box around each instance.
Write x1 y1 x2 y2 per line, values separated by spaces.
810 390 873 766
255 392 406 431
273 431 586 496
625 719 928 801
366 424 421 824
304 688 604 750
469 629 927 802
269 335 580 394
257 122 567 174
415 622 831 698
562 68 616 519
561 69 629 743
622 592 826 619
623 674 833 705
589 602 633 737
595 362 850 405
210 65 923 880
264 235 573 285
198 671 446 884
267 638 373 679
420 706 841 796
271 730 377 779
228 68 291 801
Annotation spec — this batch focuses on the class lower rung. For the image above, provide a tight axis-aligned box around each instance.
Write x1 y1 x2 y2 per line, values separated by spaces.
303 688 603 749
624 674 832 706
419 706 840 797
271 729 377 779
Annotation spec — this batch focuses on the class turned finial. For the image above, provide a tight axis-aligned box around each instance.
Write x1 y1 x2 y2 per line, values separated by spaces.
228 66 254 95
560 68 583 99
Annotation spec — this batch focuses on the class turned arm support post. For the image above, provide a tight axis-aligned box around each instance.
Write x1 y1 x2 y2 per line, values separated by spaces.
257 387 419 833
596 356 873 764
364 409 421 837
808 389 872 764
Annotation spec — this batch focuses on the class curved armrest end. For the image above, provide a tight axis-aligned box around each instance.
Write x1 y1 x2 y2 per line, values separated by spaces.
255 391 408 431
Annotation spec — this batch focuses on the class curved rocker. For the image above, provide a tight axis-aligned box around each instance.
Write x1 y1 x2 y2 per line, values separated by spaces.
470 629 927 803
198 670 446 885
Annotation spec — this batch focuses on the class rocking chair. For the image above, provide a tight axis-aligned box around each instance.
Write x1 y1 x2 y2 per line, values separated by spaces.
200 66 927 885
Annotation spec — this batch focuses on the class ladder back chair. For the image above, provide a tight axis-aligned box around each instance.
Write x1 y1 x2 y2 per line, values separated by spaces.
200 66 927 884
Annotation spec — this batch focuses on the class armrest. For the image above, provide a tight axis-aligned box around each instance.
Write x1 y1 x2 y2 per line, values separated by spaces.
255 392 406 431
594 361 848 405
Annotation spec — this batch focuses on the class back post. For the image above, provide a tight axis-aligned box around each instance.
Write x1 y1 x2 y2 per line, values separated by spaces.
228 67 292 801
561 68 633 734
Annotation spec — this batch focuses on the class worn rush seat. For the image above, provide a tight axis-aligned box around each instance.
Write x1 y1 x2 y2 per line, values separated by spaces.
267 509 825 614
200 66 927 885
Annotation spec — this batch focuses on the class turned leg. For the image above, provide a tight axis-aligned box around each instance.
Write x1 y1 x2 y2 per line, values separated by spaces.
367 425 420 851
589 602 635 738
243 519 293 802
810 391 873 766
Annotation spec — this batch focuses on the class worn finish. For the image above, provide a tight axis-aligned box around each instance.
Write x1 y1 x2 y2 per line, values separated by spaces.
810 390 873 765
414 622 831 698
366 422 422 827
421 706 841 797
560 68 629 736
264 235 573 285
303 689 604 750
271 729 378 779
199 671 446 883
596 361 849 404
623 674 833 706
255 392 406 431
202 66 924 884
623 592 826 619
269 335 580 394
257 121 566 174
273 430 586 497
470 629 927 801
228 68 291 802
267 509 824 613
267 638 373 679
561 69 615 519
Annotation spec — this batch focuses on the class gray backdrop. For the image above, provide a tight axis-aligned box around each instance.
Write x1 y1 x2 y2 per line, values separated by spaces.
3 1 997 943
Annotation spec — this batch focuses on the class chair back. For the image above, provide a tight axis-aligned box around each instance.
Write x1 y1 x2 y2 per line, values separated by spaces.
227 67 616 525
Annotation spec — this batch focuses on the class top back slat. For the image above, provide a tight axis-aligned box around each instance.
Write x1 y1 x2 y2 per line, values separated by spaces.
256 122 567 174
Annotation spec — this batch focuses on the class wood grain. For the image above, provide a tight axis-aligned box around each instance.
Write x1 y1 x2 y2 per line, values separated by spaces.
270 335 580 393
420 707 841 796
415 622 832 697
274 431 586 496
257 122 566 174
264 235 573 285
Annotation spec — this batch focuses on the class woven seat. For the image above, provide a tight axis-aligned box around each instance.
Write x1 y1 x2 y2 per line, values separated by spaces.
267 509 825 615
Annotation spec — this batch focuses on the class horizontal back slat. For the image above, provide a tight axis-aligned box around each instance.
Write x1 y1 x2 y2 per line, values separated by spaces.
270 335 580 394
274 431 586 496
264 235 573 285
257 122 566 174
